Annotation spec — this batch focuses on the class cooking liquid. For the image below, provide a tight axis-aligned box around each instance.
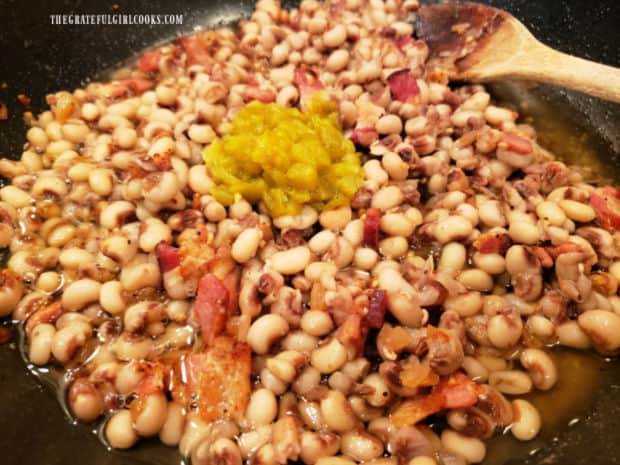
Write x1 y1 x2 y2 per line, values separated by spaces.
10 81 620 464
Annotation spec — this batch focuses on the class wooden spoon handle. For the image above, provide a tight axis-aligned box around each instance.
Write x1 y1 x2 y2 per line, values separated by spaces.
513 42 620 103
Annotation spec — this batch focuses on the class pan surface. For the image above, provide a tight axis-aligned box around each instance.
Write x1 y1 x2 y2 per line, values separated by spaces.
1 1 619 464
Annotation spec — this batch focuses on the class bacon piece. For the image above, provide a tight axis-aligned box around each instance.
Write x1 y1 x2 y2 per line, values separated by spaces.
434 372 480 409
183 336 251 423
133 362 166 396
530 246 553 268
590 187 620 232
138 49 162 73
387 69 420 102
400 362 440 388
25 301 63 334
194 274 230 346
395 36 415 51
472 231 512 255
367 289 387 329
155 241 180 273
111 79 154 97
0 102 7 120
243 86 276 103
178 36 214 68
363 208 382 249
500 133 533 155
390 391 446 427
350 127 378 146
336 313 368 357
547 242 584 259
293 67 324 106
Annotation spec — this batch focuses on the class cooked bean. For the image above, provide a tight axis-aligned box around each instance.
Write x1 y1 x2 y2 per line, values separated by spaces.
311 338 348 373
28 323 56 365
246 388 278 425
247 314 289 354
457 269 494 292
120 262 160 291
558 199 596 223
577 309 620 355
106 410 139 449
270 246 312 275
379 236 408 259
519 348 557 390
438 242 467 275
487 313 523 349
320 390 358 433
232 228 262 263
133 393 168 437
444 292 482 318
510 399 541 441
435 215 473 244
441 429 486 463
300 431 341 465
62 279 101 311
320 206 352 231
488 370 533 395
301 310 334 337
340 431 384 461
371 185 403 210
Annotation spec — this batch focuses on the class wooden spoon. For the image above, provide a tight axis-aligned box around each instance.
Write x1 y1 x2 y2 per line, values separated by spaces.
415 2 620 103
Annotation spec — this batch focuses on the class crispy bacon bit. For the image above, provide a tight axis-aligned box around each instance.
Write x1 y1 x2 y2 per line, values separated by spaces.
395 36 415 51
472 232 512 254
530 246 554 268
17 94 31 107
25 301 63 334
155 241 181 273
138 49 162 73
178 36 213 68
387 69 420 102
336 313 368 356
590 187 620 232
434 372 480 409
0 327 11 345
243 86 277 103
194 274 230 346
183 336 251 423
0 102 7 120
500 133 533 155
367 289 387 329
117 79 154 95
363 208 382 249
400 362 440 388
133 362 166 396
293 67 324 105
350 127 378 146
547 242 583 259
390 391 445 427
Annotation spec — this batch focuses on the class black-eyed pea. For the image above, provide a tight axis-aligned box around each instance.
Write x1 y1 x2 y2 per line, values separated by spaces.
435 215 473 244
36 271 62 293
27 126 49 149
461 356 489 383
382 152 408 181
300 431 341 465
323 24 347 48
354 247 379 271
105 410 139 449
232 228 262 263
472 252 506 275
519 348 557 390
444 292 483 318
407 457 437 465
376 115 402 135
320 206 352 231
457 269 494 292
247 314 289 354
478 200 506 227
510 399 541 441
484 105 516 125
536 201 566 226
113 333 153 361
281 331 319 354
487 312 523 349
508 220 541 245
88 168 114 196
139 218 172 253
441 429 486 463
558 199 597 223
62 279 101 311
32 175 68 199
380 213 415 237
364 159 389 185
362 373 391 407
577 309 620 355
188 165 215 195
437 242 467 276
69 378 104 423
142 171 179 204
488 370 533 395
326 49 349 73
343 219 363 247
51 325 89 364
28 323 56 365
132 393 168 437
208 438 242 465
525 314 555 339
99 201 136 230
320 390 358 433
159 402 186 447
261 367 288 395
340 430 384 461
301 310 334 337
270 246 312 275
246 388 278 425
379 236 408 259
371 185 403 210
0 185 33 208
120 262 160 291
311 338 348 373
188 124 216 144
309 230 337 255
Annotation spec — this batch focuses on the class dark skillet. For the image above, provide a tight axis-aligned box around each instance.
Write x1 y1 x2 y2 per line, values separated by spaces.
1 1 620 464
